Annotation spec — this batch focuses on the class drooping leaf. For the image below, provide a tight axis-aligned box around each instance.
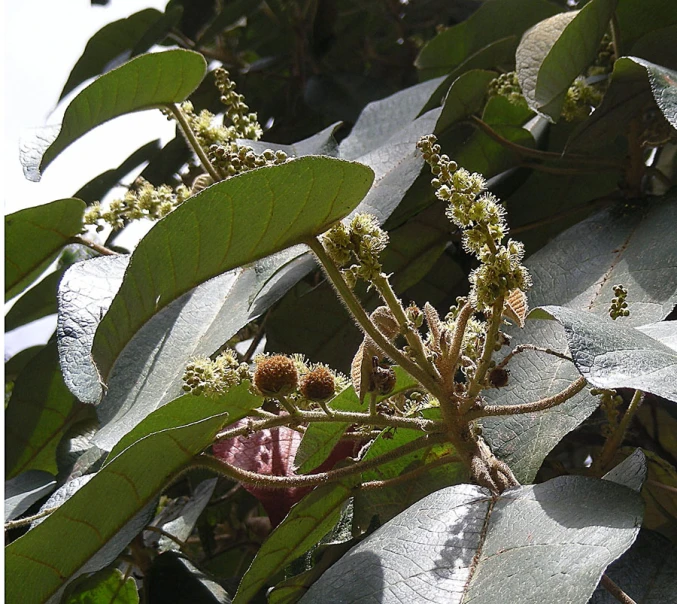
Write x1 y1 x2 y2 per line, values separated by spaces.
5 343 84 479
73 139 161 204
5 269 62 332
482 195 677 483
516 0 617 120
63 567 139 604
37 50 207 178
59 9 164 100
415 0 561 80
567 57 677 152
5 386 253 603
233 481 354 604
91 249 308 451
590 530 677 604
5 470 56 522
57 255 130 405
531 305 677 402
92 157 373 386
302 475 643 603
5 199 85 301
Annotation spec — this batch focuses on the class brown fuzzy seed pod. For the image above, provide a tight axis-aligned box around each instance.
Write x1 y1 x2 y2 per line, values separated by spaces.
299 366 336 402
488 367 509 388
253 355 298 396
370 358 397 396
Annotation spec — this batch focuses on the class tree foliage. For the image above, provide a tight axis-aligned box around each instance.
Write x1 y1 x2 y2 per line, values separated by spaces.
5 1 677 602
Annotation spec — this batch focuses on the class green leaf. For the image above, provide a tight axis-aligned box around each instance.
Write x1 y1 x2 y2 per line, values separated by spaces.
5 343 83 479
353 409 464 532
5 346 43 382
63 567 138 604
566 57 677 152
531 306 677 402
105 384 261 461
516 0 617 120
451 96 535 177
38 50 207 177
234 481 354 604
4 386 252 603
303 475 643 603
415 0 560 80
92 157 374 386
5 269 62 332
74 140 161 204
59 9 163 100
294 367 419 474
482 195 677 483
339 77 447 160
435 70 498 133
5 198 85 301
616 0 677 50
5 470 56 522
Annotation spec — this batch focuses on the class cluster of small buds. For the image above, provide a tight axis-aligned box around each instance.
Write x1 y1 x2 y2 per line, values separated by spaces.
214 68 263 141
591 387 623 436
209 143 288 178
182 350 251 397
488 72 527 107
321 213 389 286
588 33 616 78
179 101 232 150
560 77 604 122
418 135 531 311
609 284 630 320
84 178 191 231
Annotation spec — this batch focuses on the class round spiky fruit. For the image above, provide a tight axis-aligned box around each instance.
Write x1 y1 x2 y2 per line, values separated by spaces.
254 355 298 396
300 366 336 402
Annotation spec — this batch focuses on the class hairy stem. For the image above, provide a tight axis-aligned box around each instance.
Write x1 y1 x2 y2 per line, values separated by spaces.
600 574 636 604
5 507 58 531
495 344 573 371
165 103 222 182
464 297 505 406
215 407 443 441
198 433 447 488
307 237 443 398
468 376 588 420
69 235 119 256
594 389 645 474
359 454 461 491
470 116 622 168
372 273 442 383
